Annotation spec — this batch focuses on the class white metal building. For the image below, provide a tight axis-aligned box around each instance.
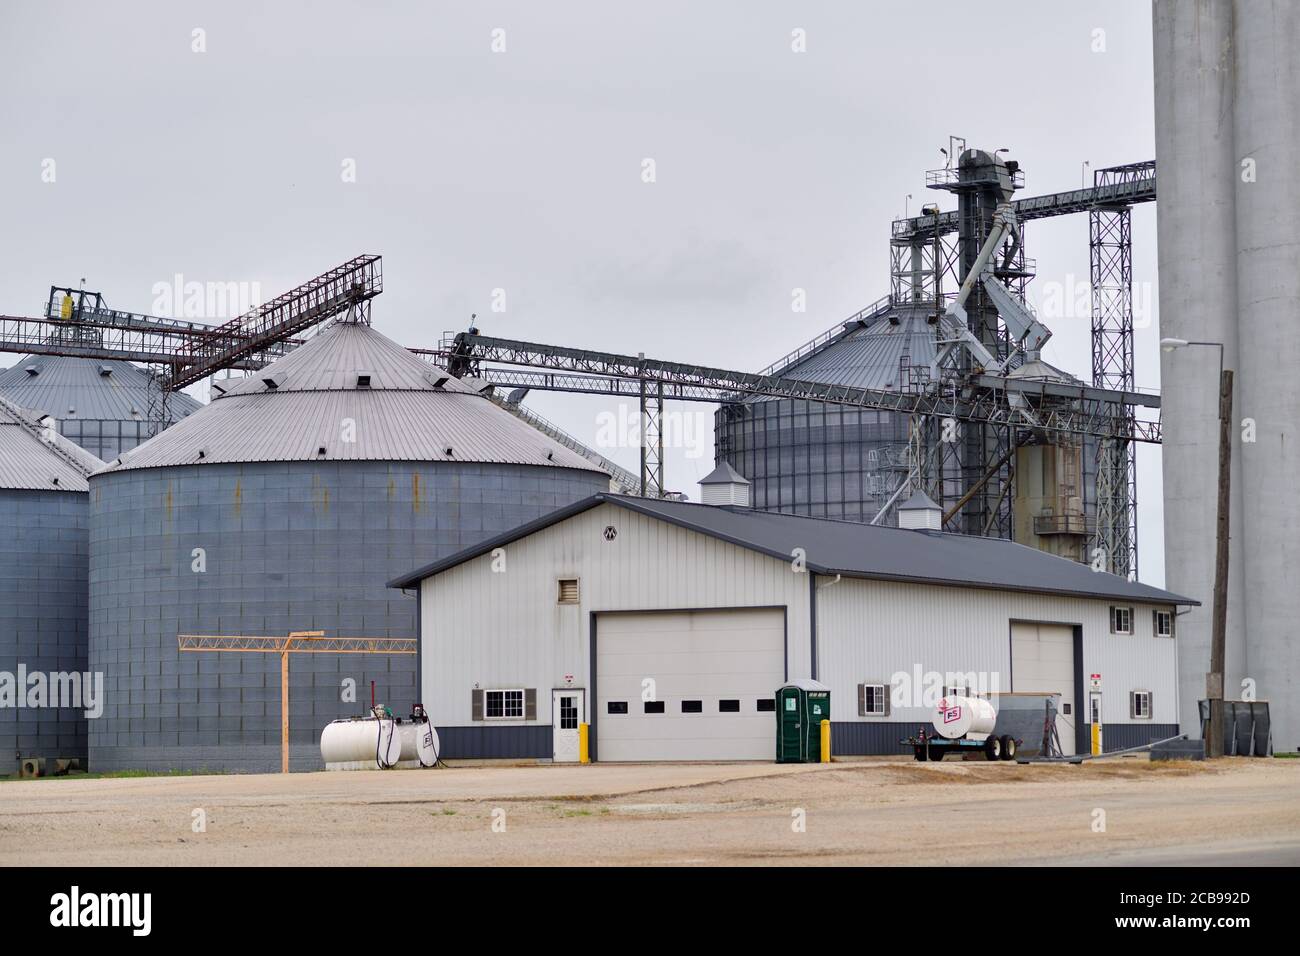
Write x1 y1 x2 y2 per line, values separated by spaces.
389 483 1196 762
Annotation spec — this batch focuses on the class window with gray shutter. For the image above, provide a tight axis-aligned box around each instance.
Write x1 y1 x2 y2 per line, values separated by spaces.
857 682 888 716
1110 606 1134 635
1153 609 1174 638
480 688 528 719
1130 690 1153 719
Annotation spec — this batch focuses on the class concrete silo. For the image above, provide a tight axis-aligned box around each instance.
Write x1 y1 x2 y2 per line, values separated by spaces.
1154 0 1300 749
1006 359 1096 565
0 355 202 460
0 396 102 775
1231 1 1300 751
87 317 610 772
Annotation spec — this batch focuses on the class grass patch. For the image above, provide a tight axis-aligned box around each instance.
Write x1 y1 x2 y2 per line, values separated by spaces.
1 768 221 783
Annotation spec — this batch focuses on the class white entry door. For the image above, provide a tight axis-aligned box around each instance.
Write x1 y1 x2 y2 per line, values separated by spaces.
1011 622 1077 756
552 689 584 762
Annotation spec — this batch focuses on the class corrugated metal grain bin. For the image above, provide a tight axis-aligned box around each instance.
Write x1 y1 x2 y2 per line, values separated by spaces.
0 396 102 775
87 319 610 772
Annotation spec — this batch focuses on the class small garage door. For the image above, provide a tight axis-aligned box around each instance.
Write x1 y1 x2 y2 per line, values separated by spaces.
595 608 785 761
1011 622 1077 756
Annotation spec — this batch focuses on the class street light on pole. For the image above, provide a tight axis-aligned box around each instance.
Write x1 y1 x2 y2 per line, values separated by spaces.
1161 336 1232 758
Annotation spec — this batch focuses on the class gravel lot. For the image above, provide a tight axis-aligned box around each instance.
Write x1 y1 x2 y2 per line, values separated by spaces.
3 757 1297 866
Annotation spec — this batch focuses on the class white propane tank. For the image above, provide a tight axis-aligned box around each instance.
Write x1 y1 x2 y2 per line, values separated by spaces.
398 719 440 767
320 715 402 770
932 695 998 740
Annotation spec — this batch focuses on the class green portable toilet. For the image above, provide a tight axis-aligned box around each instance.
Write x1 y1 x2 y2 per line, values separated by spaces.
776 679 831 763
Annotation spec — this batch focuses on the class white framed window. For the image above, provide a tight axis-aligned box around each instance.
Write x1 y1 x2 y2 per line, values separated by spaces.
1154 609 1174 638
1110 606 1134 635
484 688 525 720
1131 690 1153 719
858 682 890 717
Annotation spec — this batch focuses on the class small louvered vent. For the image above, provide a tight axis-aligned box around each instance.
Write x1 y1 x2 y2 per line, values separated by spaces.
557 578 579 604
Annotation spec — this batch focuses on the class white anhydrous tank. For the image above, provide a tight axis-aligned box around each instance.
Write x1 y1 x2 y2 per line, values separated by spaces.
398 719 439 766
320 716 402 769
932 696 997 740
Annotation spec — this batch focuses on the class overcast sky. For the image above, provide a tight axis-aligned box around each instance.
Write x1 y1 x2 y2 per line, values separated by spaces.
0 1 1166 583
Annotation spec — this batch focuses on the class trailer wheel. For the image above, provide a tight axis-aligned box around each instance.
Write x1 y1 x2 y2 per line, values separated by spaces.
927 746 945 761
1000 735 1017 761
984 736 1002 761
913 747 926 762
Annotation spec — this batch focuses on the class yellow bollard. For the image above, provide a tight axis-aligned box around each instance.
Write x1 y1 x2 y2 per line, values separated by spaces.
820 719 831 763
579 722 590 764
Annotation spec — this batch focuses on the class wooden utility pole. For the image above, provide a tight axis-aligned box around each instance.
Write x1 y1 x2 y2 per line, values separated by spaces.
177 632 417 773
1207 369 1233 758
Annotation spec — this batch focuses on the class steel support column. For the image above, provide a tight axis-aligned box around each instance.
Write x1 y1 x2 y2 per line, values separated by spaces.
1089 193 1139 577
639 378 664 498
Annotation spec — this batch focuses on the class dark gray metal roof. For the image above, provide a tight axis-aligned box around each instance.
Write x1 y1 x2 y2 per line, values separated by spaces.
0 395 103 492
0 355 202 421
389 493 1197 606
94 321 606 476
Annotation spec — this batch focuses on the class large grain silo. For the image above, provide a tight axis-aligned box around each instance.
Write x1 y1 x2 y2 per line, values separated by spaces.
718 304 1100 562
1154 0 1299 749
0 396 102 776
0 355 202 460
87 317 610 772
715 304 935 522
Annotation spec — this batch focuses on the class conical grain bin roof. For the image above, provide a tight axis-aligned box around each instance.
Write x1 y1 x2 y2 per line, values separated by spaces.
95 321 606 475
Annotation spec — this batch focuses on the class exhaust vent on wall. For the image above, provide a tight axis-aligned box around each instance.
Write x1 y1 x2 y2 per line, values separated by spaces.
557 578 579 604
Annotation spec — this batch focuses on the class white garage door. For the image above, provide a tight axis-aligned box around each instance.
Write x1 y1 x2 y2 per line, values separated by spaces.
595 608 785 761
1011 622 1077 756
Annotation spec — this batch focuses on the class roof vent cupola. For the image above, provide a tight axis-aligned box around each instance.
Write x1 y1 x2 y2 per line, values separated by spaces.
897 490 943 531
699 462 751 507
